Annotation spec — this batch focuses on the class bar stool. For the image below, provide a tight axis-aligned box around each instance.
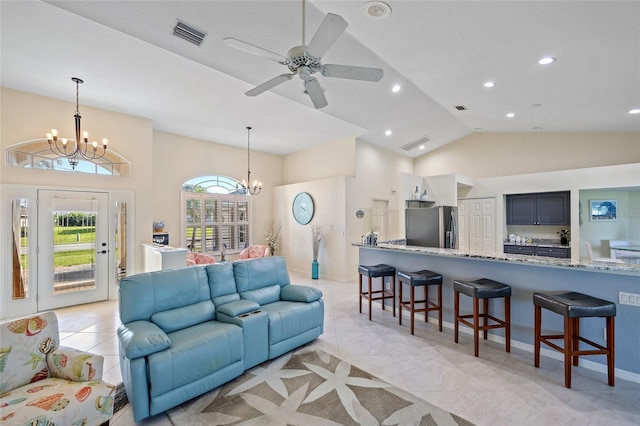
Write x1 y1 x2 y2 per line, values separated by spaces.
533 291 616 388
397 270 443 335
453 278 511 357
358 264 396 321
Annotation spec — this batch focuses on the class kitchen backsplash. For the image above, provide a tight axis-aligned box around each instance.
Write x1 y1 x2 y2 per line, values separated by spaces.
506 225 569 242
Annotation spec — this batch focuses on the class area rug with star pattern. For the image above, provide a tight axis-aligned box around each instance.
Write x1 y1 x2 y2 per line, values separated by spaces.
166 346 475 425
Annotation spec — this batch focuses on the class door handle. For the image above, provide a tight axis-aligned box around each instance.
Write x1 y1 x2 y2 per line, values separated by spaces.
97 250 108 254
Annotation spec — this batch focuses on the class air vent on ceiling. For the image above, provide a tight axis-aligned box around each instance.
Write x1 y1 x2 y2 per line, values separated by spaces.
401 135 432 151
454 105 468 111
173 21 207 46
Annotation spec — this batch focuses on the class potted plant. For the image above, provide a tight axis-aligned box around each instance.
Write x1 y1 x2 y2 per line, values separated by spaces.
311 223 322 279
557 229 570 245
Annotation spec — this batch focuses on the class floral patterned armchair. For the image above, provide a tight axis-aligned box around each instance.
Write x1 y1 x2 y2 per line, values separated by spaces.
238 245 271 259
0 311 114 425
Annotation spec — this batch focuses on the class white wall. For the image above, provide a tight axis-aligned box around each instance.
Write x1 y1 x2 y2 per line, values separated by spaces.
415 132 640 178
152 131 282 251
1 87 154 274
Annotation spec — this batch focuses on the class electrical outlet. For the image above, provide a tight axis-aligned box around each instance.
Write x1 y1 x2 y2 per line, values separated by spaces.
619 291 640 306
385 282 391 291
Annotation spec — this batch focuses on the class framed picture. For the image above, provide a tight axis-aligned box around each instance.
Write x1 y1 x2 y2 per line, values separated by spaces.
590 200 618 222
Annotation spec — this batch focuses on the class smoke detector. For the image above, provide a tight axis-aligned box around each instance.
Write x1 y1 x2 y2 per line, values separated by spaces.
361 1 392 20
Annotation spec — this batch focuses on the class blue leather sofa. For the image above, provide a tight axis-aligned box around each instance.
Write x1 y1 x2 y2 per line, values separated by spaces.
117 256 323 422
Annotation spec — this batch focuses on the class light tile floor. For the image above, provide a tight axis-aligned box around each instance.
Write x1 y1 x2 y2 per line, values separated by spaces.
55 272 640 425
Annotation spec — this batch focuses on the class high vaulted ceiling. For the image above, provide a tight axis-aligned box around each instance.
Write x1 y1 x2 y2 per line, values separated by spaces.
2 1 639 157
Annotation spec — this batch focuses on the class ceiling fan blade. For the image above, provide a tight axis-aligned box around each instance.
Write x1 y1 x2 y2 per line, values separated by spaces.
306 13 348 59
223 37 288 64
304 77 328 109
245 74 294 97
321 64 384 82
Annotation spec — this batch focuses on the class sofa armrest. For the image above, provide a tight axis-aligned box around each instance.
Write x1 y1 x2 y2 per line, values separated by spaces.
280 285 323 302
117 320 171 359
47 346 104 381
217 299 261 317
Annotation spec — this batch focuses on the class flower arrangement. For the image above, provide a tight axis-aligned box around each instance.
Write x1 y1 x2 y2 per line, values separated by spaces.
153 220 165 232
557 229 570 245
364 226 378 246
311 223 322 261
264 221 281 256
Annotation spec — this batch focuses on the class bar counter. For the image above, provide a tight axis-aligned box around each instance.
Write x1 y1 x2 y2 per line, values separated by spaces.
357 243 640 379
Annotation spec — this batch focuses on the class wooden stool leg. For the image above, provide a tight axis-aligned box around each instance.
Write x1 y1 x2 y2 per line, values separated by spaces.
572 318 580 366
505 296 511 353
454 291 460 343
473 297 480 357
410 285 415 335
424 285 429 323
359 273 363 314
437 284 443 332
368 276 373 321
607 316 615 386
534 305 541 368
482 298 489 340
380 278 385 312
398 279 403 326
391 275 396 318
564 315 573 388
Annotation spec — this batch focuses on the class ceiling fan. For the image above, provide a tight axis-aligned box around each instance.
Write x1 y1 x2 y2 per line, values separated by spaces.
223 1 383 109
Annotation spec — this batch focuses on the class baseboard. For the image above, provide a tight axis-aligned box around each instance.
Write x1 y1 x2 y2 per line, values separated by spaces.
376 302 640 385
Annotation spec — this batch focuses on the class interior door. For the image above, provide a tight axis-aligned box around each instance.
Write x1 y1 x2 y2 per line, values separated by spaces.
37 190 109 310
371 199 389 242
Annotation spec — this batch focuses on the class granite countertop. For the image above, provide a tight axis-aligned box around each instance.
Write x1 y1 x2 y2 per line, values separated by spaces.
503 241 570 249
355 243 640 275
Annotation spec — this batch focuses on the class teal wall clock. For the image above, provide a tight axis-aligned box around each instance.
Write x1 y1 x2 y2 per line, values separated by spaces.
292 192 314 225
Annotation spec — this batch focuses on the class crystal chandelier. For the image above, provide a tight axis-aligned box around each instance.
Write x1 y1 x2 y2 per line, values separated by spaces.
238 126 262 195
46 77 108 169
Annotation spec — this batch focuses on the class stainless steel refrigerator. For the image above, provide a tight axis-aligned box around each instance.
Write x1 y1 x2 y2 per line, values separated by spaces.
405 206 458 248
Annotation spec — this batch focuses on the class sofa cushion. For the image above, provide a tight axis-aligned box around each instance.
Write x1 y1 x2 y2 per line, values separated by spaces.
233 257 291 304
205 262 241 306
0 311 58 393
259 301 323 345
148 321 243 397
0 377 114 426
119 266 210 324
280 285 323 303
151 300 215 333
117 321 171 359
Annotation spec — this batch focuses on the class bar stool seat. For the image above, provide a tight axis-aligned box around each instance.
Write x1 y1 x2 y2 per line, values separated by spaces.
453 278 511 357
358 264 396 321
533 291 616 388
397 270 443 335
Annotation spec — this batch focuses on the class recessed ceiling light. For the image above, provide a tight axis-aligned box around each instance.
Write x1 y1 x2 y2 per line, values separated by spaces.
506 113 515 118
419 145 424 150
392 84 401 93
532 127 543 130
538 56 556 65
385 129 392 136
483 81 496 88
629 108 640 114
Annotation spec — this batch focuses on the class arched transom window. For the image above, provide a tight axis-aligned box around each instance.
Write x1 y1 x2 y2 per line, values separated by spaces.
182 175 251 255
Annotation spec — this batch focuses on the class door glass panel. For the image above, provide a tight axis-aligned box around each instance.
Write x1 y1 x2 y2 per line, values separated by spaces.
221 200 235 222
204 225 217 252
204 200 217 223
51 204 96 294
222 225 235 251
11 198 29 299
238 224 249 249
237 201 248 222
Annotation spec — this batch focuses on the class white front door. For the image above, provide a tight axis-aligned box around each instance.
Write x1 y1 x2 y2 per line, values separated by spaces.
37 190 110 310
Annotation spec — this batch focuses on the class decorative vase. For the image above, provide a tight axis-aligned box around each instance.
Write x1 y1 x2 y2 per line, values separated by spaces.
312 260 319 279
413 186 420 200
560 236 568 245
420 190 428 201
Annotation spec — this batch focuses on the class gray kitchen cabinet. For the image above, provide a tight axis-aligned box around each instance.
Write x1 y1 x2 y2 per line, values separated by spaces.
503 244 571 258
503 245 535 255
506 191 569 225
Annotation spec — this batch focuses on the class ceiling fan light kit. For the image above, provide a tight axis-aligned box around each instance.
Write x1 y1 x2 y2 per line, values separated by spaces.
223 1 383 109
